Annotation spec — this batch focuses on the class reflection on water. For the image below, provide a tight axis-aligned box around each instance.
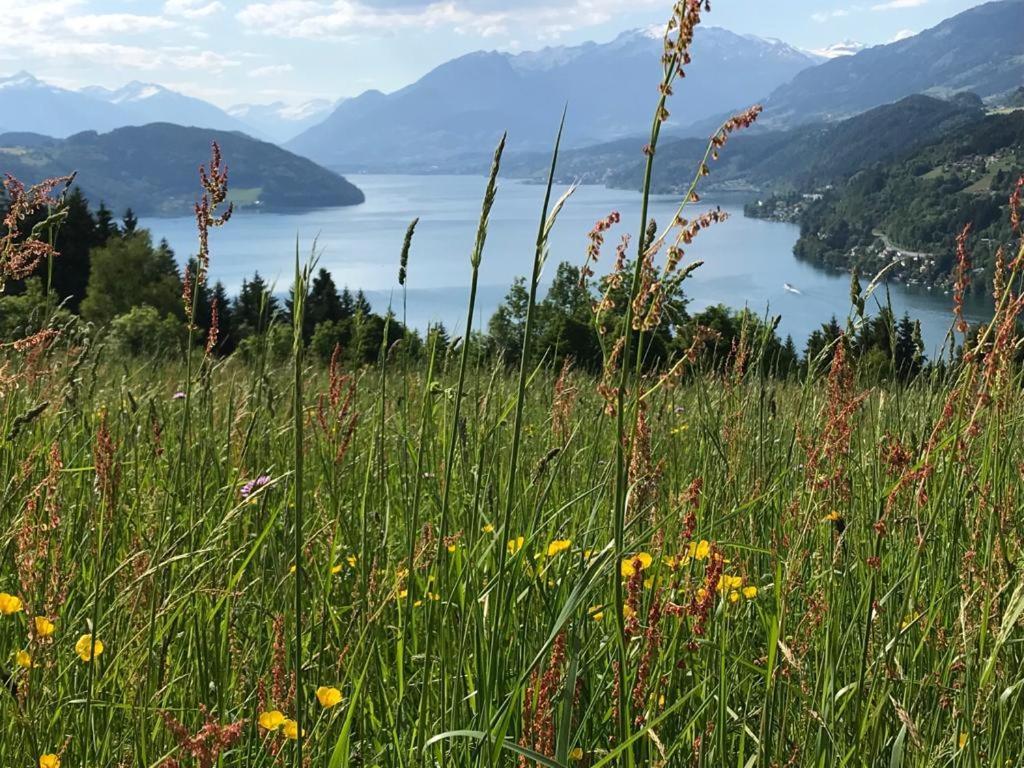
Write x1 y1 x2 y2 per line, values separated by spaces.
141 174 991 358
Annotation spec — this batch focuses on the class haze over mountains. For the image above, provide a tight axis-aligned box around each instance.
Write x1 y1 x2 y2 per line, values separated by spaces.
0 71 334 143
285 26 823 171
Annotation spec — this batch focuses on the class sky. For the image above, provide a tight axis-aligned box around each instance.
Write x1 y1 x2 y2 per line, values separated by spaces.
0 0 994 108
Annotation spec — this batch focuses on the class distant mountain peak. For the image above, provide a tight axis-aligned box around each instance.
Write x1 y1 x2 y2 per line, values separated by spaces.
808 40 867 59
0 71 45 89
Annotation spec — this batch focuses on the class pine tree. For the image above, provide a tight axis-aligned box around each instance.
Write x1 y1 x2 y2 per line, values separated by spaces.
122 208 138 235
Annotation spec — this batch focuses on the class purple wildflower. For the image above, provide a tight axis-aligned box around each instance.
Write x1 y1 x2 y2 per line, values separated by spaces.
172 391 186 400
240 474 271 500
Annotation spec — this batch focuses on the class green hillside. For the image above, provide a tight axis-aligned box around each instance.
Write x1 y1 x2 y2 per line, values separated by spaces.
0 123 365 216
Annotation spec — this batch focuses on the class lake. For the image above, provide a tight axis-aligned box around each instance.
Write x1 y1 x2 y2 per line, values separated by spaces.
140 173 991 357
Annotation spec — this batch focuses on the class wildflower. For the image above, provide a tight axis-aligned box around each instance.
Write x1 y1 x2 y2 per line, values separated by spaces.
289 564 297 574
0 592 23 615
16 650 32 668
687 540 711 560
507 536 524 555
240 475 270 501
316 686 343 708
728 590 740 603
34 616 55 637
446 543 458 553
569 747 584 761
346 554 357 567
621 552 653 577
958 732 968 749
331 564 343 575
39 755 59 768
282 719 301 740
258 710 285 731
822 511 843 523
589 605 604 622
742 585 758 599
717 574 744 593
75 633 104 662
547 539 571 557
172 391 186 400
482 523 494 533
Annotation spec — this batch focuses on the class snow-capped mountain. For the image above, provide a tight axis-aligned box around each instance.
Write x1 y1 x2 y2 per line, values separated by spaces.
808 41 867 59
83 81 251 133
288 26 823 170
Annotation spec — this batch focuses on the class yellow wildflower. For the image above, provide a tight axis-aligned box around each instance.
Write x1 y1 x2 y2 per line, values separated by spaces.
588 605 604 622
620 552 653 577
822 511 843 523
346 555 357 567
447 543 458 553
282 719 301 740
623 604 636 620
742 585 758 599
75 634 104 662
547 539 571 557
692 540 711 560
507 536 524 555
316 686 343 708
331 564 343 575
258 710 285 730
717 574 744 593
0 592 23 615
482 523 494 534
39 755 60 768
959 732 968 749
728 590 740 603
34 616 55 637
288 564 297 574
16 650 32 668
569 747 584 761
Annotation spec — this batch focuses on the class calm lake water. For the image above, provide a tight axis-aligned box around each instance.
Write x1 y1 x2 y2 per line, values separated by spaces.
141 173 991 357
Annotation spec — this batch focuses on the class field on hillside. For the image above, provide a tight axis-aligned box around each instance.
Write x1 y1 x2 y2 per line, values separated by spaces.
3 3 1024 766
2 299 1024 766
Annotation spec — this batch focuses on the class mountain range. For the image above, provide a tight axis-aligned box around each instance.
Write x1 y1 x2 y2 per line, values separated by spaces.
0 124 365 216
504 93 992 194
0 72 334 143
285 26 823 172
759 0 1024 129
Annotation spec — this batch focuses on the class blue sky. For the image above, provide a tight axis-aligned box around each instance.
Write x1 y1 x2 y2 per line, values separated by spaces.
0 0 992 107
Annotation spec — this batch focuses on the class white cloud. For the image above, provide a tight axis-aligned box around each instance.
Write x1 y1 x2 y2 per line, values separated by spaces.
871 0 927 11
248 63 295 77
67 14 177 35
889 28 916 41
164 0 226 19
810 8 850 23
236 0 666 40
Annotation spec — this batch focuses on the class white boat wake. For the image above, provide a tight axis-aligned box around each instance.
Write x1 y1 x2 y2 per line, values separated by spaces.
783 283 802 295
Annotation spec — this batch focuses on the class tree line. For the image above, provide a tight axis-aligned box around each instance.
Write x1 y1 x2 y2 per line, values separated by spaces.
1 187 936 381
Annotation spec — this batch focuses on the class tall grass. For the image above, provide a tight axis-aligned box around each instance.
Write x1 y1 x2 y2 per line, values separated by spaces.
2 2 1024 767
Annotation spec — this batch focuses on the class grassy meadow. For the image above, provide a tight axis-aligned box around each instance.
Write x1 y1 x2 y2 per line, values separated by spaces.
3 2 1024 767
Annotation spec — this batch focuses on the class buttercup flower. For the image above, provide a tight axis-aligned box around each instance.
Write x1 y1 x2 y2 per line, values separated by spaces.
39 754 60 768
16 650 32 668
34 616 56 637
258 710 285 730
0 592 23 615
75 633 104 662
316 686 343 708
507 536 524 555
621 552 653 577
547 539 571 557
282 718 301 739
